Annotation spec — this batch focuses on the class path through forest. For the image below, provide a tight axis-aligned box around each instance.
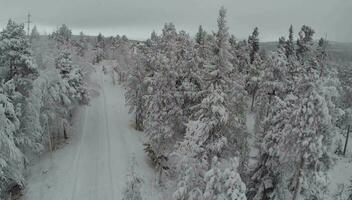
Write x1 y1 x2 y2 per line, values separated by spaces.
22 65 161 200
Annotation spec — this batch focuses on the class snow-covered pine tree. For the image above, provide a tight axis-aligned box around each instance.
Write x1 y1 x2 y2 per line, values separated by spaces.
0 90 24 195
174 30 203 124
248 27 260 65
50 24 72 45
125 51 147 131
195 25 212 63
203 157 247 200
296 25 315 63
0 19 39 95
174 7 248 198
93 33 105 64
246 54 263 111
180 6 233 161
317 38 328 78
233 40 250 74
55 50 88 105
285 25 295 58
0 19 41 155
76 32 88 57
143 52 182 156
246 27 263 111
122 158 143 200
251 26 337 200
30 25 40 41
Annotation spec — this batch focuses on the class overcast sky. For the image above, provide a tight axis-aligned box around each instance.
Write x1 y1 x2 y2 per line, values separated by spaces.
0 0 350 42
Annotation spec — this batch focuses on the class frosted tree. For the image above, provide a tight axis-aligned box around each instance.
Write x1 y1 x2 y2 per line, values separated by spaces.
232 40 250 74
0 19 41 155
30 25 40 41
50 24 72 44
203 157 246 200
159 23 178 60
296 25 315 62
93 33 105 63
174 7 248 198
0 19 39 95
317 38 328 78
0 91 24 195
246 27 263 111
251 26 337 200
145 31 159 50
122 158 143 200
174 156 247 200
55 50 88 104
125 52 147 131
195 25 207 46
285 25 295 58
195 25 212 62
245 55 263 111
174 30 203 122
179 6 233 161
248 27 259 65
144 53 182 152
76 32 88 57
338 63 352 155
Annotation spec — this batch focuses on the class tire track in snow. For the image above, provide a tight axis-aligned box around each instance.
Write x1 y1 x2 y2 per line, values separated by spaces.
100 73 115 199
70 105 89 200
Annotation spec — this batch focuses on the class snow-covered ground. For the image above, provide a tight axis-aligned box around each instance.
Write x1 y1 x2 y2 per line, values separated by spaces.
22 65 162 200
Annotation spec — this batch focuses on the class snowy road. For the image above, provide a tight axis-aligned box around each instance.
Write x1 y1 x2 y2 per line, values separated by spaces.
23 67 161 200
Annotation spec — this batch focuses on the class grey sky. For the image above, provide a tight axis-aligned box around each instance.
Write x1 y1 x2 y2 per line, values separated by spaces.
0 0 350 42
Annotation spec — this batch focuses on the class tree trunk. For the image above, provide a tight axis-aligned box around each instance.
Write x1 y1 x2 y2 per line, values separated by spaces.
343 125 350 156
63 124 68 140
158 167 163 185
112 71 116 85
292 153 305 200
266 94 272 118
251 90 256 111
48 130 53 153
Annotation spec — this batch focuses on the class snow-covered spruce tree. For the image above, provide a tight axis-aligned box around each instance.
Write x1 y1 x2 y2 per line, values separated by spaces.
0 19 41 155
296 25 315 63
0 90 24 195
93 33 105 64
285 25 295 58
125 50 147 131
142 23 193 157
143 52 182 155
174 7 248 199
246 27 263 111
0 19 39 95
338 63 352 154
122 158 143 200
195 25 213 64
142 52 182 184
181 5 233 163
248 27 260 65
50 24 72 45
316 38 328 78
55 50 88 105
250 26 337 200
174 31 204 123
76 32 88 57
30 25 40 41
232 40 250 74
257 37 293 116
203 157 247 200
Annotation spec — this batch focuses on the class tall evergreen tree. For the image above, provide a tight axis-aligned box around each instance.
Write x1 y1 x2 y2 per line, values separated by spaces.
0 19 39 93
248 27 259 64
286 25 295 58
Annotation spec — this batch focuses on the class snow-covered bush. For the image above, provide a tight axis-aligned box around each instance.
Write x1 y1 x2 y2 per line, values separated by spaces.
122 159 144 200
